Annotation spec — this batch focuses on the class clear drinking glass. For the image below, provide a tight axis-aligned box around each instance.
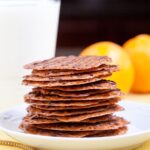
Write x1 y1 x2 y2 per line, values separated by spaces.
0 0 61 105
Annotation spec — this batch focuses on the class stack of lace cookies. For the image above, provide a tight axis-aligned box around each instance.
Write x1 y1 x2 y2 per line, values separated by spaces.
20 56 128 138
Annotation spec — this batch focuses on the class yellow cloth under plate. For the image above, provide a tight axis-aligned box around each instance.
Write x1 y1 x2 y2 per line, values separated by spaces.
0 130 35 150
0 94 150 150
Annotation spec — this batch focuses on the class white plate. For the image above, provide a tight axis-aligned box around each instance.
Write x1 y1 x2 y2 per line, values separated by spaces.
0 101 150 150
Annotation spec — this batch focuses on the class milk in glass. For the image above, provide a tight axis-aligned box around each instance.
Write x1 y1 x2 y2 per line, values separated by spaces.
0 0 61 104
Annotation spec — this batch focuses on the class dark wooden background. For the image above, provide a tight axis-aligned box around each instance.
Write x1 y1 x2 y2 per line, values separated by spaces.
56 0 150 56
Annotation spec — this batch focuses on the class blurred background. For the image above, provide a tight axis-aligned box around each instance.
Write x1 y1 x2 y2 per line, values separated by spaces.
56 0 150 56
0 0 150 111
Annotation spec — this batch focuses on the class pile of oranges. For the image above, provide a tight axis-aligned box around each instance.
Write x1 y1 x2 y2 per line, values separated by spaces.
80 34 150 94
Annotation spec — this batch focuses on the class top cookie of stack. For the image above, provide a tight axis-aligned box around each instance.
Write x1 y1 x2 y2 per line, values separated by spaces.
20 56 128 138
23 56 117 87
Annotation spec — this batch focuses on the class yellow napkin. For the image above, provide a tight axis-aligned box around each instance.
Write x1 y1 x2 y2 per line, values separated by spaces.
0 130 35 150
0 94 150 150
135 141 150 150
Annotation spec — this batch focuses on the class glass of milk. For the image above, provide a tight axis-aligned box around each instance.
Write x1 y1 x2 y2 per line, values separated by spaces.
0 0 61 107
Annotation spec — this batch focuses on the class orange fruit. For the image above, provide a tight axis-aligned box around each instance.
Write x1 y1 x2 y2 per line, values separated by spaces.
80 41 134 93
123 34 150 93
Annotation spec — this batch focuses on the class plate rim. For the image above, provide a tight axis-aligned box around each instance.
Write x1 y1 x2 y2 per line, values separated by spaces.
0 101 150 141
